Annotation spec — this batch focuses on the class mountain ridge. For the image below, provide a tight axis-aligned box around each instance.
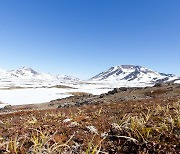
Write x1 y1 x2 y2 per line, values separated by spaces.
0 66 80 82
0 65 179 85
90 65 179 84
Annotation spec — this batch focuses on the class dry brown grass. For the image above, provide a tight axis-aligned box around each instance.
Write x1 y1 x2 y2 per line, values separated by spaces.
0 97 179 153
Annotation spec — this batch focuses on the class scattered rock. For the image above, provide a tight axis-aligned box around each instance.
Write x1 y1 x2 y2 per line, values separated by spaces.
153 83 162 87
99 94 105 98
86 126 98 135
68 122 79 128
119 87 128 91
58 102 72 108
101 132 108 138
63 118 72 123
108 88 119 95
3 105 12 110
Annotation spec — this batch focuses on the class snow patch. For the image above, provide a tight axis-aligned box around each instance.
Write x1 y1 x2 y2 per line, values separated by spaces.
175 80 180 84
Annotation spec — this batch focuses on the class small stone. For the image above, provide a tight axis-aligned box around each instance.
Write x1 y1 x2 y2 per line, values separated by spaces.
63 118 72 123
101 132 108 138
68 122 79 128
86 126 98 135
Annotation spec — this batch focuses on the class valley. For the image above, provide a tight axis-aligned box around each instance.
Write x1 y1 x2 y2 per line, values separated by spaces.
0 65 179 107
0 65 179 153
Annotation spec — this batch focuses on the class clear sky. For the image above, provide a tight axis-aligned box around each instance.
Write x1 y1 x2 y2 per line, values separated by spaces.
0 0 179 79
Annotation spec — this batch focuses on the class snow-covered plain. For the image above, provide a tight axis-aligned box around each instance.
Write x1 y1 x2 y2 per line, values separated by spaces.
0 83 112 106
0 80 154 106
0 88 71 105
175 80 180 84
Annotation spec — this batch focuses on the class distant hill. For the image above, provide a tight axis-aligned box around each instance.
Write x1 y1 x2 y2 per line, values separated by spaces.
90 65 179 84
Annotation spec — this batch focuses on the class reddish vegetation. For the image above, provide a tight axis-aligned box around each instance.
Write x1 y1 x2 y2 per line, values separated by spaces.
0 84 180 153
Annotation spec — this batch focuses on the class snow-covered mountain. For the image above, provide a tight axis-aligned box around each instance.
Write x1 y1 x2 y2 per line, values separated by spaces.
90 65 179 84
0 67 80 88
10 67 40 77
0 65 179 89
8 67 79 81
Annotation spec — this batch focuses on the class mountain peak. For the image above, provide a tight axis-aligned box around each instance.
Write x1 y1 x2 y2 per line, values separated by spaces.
90 65 178 84
3 66 80 82
10 67 40 77
19 66 36 71
113 65 149 70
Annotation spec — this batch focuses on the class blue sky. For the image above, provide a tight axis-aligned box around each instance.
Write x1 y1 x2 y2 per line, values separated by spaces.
0 0 179 79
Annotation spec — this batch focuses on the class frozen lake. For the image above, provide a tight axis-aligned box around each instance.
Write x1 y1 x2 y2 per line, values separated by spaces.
0 88 72 106
0 80 156 107
0 85 112 107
